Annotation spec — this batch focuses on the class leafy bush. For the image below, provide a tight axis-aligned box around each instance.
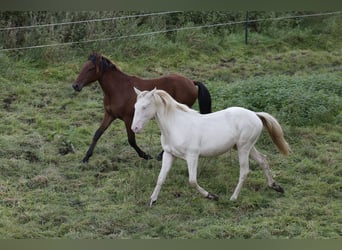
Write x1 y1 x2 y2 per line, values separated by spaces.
215 74 342 126
1 11 341 63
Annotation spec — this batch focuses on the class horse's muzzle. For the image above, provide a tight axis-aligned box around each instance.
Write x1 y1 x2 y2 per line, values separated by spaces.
131 125 142 134
72 83 82 92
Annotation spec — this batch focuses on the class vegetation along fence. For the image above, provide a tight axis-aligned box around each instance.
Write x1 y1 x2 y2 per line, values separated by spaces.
0 11 341 52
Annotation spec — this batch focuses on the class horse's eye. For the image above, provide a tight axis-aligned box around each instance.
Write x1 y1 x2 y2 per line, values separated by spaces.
88 67 95 72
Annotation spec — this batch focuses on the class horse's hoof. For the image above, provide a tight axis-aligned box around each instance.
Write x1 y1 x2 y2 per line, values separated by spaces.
156 152 163 161
139 153 153 160
156 150 164 161
81 158 89 164
271 183 285 193
207 193 219 201
148 199 157 207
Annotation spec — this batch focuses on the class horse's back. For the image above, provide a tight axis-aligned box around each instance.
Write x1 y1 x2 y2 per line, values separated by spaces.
152 74 198 106
222 107 263 131
204 107 259 122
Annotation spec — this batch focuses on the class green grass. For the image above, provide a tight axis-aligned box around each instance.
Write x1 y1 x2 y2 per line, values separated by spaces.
0 20 342 239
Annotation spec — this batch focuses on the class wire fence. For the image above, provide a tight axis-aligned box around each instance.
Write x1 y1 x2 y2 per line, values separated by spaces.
0 11 341 52
0 11 183 31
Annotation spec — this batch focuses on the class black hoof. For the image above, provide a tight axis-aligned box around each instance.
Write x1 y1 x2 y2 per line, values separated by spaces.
81 158 89 164
271 183 285 193
156 151 164 161
148 199 156 207
140 153 153 160
207 193 219 201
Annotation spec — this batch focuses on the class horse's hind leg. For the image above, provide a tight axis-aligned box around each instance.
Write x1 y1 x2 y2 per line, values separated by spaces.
230 148 250 201
250 147 284 193
250 147 274 186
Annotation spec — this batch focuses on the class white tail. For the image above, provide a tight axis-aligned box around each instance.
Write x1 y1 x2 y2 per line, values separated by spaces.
256 112 290 156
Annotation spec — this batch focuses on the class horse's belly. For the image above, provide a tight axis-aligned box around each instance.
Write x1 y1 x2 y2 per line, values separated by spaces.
200 140 236 157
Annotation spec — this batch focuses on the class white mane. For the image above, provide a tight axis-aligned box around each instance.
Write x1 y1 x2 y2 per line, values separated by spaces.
153 90 198 115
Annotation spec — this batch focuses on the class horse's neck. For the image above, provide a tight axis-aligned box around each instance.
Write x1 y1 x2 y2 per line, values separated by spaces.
155 107 193 139
98 69 131 98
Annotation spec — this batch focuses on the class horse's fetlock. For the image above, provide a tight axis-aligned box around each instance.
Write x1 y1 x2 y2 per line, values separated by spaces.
189 180 197 187
207 193 219 201
148 199 157 207
82 157 89 163
230 195 237 201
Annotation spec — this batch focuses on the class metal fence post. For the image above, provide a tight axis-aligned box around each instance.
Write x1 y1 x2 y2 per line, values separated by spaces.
245 11 249 45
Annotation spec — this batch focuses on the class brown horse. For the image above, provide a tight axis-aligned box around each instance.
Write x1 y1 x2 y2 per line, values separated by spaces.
72 52 212 162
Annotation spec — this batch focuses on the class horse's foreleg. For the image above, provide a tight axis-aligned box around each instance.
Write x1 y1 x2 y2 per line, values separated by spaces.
82 113 114 163
230 149 250 201
149 152 174 206
124 118 152 160
187 156 218 201
250 147 284 193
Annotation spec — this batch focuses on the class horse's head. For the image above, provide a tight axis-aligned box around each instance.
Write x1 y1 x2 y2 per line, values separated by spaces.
132 87 158 133
72 53 110 92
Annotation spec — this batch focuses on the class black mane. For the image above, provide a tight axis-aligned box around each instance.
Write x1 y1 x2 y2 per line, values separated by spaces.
88 52 117 72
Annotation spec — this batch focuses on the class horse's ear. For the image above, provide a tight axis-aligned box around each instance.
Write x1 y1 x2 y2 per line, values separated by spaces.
133 87 141 96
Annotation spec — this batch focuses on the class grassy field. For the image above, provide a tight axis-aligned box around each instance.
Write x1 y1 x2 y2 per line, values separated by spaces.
0 14 341 239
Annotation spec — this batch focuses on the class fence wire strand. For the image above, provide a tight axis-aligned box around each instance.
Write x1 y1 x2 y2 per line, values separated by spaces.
0 11 183 31
1 11 341 52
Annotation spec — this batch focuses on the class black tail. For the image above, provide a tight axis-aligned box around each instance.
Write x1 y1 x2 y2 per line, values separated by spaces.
194 81 212 114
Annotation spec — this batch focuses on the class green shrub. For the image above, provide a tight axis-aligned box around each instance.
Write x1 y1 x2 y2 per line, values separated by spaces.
216 74 342 126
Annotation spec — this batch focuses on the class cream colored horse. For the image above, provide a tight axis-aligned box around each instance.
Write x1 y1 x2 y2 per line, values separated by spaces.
132 88 290 206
